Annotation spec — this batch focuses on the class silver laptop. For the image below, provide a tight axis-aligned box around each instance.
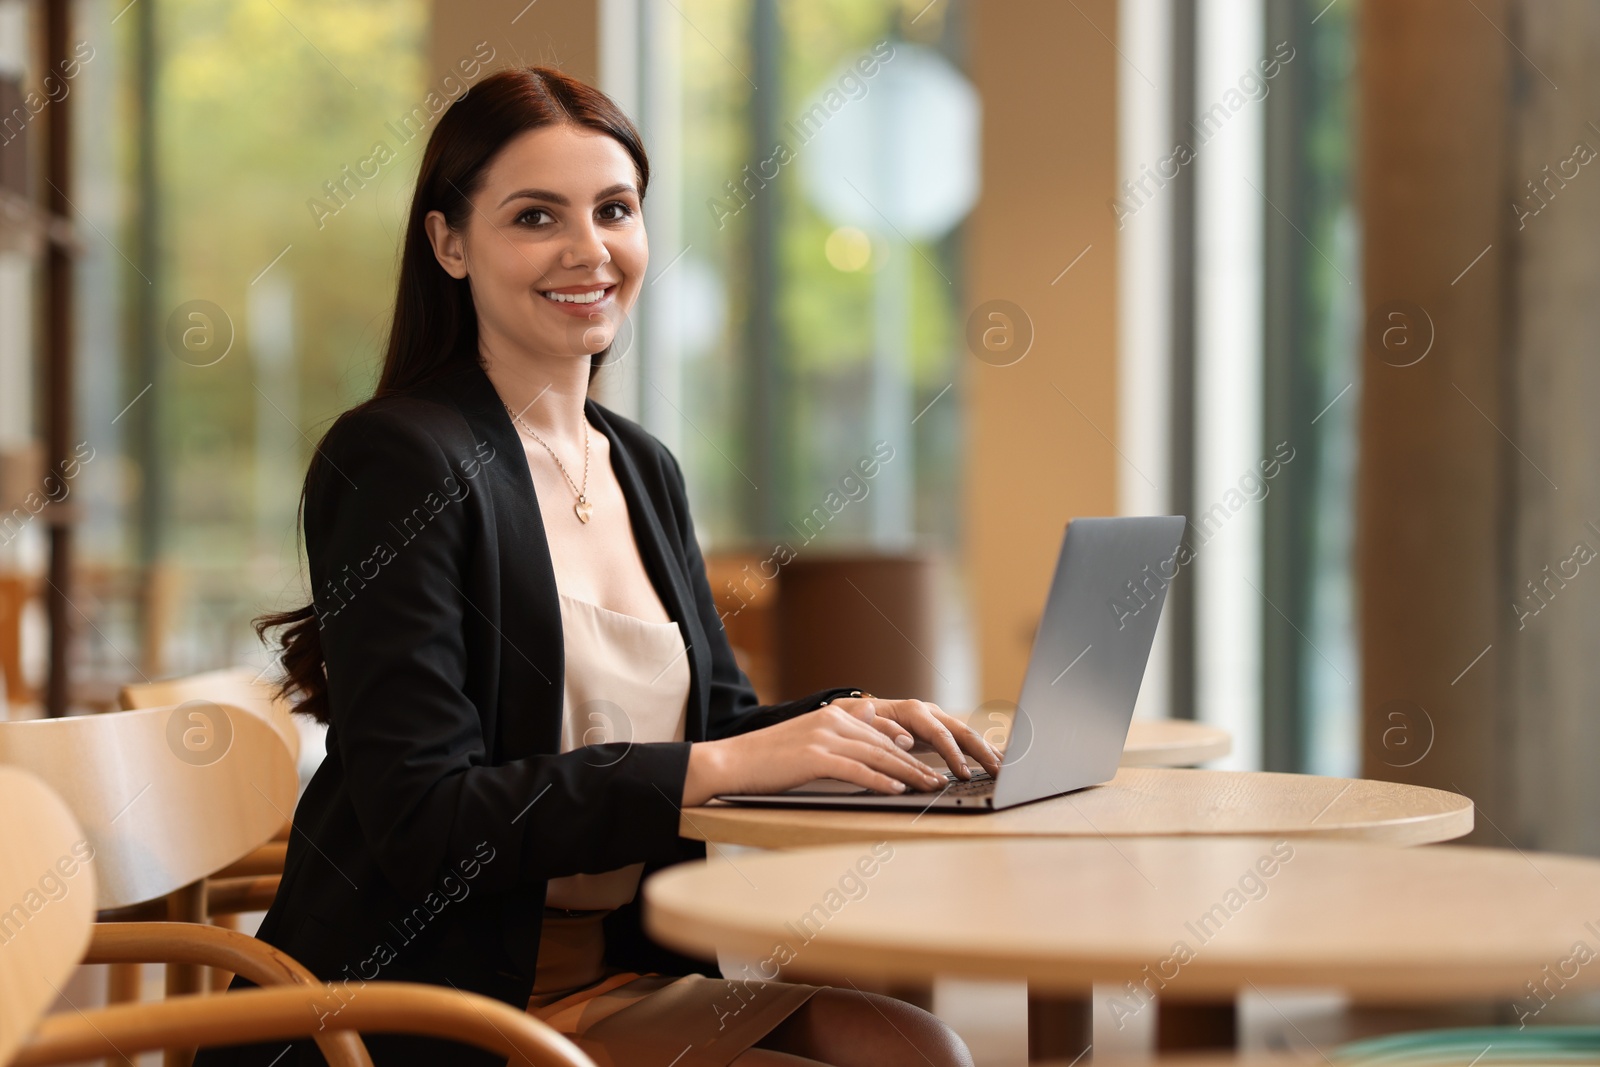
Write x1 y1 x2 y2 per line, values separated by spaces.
717 516 1186 812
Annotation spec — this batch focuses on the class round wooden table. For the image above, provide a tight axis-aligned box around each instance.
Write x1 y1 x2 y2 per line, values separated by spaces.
674 769 1471 1061
646 836 1591 1058
651 835 1591 997
678 767 1473 850
1120 718 1231 766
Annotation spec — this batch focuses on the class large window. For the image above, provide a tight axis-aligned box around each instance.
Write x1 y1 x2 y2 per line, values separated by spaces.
1261 0 1360 776
626 0 970 558
4 0 973 714
3 0 434 704
1118 0 1360 772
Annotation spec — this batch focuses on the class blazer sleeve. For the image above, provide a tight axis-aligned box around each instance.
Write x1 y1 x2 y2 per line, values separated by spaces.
657 445 862 740
306 405 692 906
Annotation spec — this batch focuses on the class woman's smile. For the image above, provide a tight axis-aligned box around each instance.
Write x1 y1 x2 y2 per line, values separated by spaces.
537 282 619 317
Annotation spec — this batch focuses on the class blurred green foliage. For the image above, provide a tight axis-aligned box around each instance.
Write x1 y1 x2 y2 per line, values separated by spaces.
679 0 963 549
155 0 428 514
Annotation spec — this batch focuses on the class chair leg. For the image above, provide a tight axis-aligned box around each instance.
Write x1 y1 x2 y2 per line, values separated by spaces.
1157 998 1238 1050
1027 988 1093 1063
105 962 142 1067
163 881 207 1067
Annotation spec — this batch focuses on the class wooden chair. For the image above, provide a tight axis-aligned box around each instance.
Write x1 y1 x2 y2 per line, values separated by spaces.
774 553 937 702
120 665 301 767
0 763 596 1067
119 668 302 921
0 571 38 710
0 701 296 915
705 552 781 703
0 701 298 1065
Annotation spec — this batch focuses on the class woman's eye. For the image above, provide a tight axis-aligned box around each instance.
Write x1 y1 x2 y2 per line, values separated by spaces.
514 204 631 226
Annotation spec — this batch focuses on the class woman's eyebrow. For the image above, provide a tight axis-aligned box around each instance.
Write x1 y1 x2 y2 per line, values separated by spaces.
498 182 637 208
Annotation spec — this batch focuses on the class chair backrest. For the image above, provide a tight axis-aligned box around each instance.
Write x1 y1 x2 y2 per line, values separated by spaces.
0 573 36 709
120 666 301 764
0 765 95 1067
0 703 298 909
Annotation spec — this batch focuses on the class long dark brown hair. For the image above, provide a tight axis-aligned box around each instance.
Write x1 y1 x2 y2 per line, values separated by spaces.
255 66 650 724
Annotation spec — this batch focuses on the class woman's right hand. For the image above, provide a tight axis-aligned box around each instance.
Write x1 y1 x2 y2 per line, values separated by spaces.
681 701 946 807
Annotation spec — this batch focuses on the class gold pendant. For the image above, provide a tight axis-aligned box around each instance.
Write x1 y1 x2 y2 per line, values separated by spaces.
574 496 593 524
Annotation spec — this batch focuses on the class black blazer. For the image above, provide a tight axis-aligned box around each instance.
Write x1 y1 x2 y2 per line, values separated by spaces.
194 360 858 1067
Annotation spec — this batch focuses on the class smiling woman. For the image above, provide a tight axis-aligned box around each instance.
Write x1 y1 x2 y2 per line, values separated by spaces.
193 66 987 1067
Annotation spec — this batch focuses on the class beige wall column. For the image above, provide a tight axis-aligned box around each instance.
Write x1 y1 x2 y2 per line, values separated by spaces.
1358 0 1512 842
429 0 598 96
966 2 1122 701
1360 0 1600 854
1503 1 1600 855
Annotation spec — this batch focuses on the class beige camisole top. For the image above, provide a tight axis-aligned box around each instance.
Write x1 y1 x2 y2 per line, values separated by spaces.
542 591 691 911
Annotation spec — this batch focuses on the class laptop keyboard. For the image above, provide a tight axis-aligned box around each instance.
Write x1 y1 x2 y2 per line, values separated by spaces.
932 770 995 796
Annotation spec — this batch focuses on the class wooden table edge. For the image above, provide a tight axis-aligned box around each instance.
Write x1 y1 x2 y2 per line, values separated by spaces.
642 897 1567 1003
677 803 1475 849
1119 722 1233 767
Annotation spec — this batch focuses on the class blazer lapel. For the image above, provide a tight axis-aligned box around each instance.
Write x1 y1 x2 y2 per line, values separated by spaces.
586 401 713 744
440 362 566 760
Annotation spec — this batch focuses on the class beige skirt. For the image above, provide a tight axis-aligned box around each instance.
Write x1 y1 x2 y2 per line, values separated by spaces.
526 908 822 1067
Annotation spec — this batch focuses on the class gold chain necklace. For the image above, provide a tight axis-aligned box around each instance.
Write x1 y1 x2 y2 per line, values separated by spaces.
504 403 593 524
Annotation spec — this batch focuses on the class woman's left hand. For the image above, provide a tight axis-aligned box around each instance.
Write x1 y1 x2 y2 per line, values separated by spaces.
828 695 1003 780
